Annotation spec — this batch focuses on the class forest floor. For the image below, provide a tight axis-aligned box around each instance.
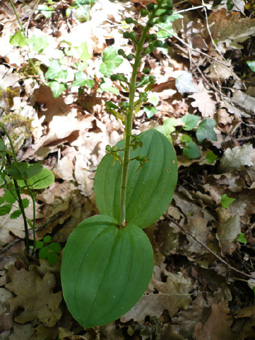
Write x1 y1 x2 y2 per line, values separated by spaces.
1 0 255 339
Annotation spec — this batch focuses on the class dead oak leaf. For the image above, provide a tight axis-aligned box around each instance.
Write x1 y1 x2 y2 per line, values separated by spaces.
189 80 216 118
193 301 235 340
5 265 62 327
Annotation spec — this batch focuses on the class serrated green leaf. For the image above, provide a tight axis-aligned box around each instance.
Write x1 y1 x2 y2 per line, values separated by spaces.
221 194 235 209
43 235 52 243
10 30 28 47
22 198 29 209
183 141 201 159
48 81 67 98
99 46 123 77
196 119 217 143
4 189 16 204
45 60 68 81
61 215 154 329
94 129 177 228
10 209 22 219
72 72 94 88
49 242 61 252
0 204 12 216
39 246 49 259
206 150 218 164
47 252 59 265
35 240 44 249
181 114 201 131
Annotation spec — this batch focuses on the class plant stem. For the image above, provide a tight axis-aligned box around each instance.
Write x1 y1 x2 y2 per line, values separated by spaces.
119 6 160 226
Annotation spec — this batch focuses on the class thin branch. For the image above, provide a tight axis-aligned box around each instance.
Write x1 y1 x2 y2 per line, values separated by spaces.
169 217 255 280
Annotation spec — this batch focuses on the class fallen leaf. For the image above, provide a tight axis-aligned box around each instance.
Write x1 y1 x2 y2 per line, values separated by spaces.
5 265 62 327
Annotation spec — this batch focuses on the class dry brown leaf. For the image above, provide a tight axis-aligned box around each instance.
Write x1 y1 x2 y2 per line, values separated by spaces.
193 301 235 340
216 209 240 256
5 265 62 327
121 271 192 323
208 9 255 51
189 80 216 118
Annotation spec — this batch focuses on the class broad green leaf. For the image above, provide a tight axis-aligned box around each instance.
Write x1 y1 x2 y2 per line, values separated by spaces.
247 61 255 72
0 204 12 216
4 189 16 204
0 197 4 205
206 150 218 164
94 129 178 228
45 60 68 81
72 72 94 88
10 209 22 219
221 194 235 209
17 166 54 190
181 114 201 131
156 117 178 136
48 81 67 98
61 215 154 329
36 4 54 18
10 30 28 47
196 119 217 143
99 46 123 77
183 141 201 159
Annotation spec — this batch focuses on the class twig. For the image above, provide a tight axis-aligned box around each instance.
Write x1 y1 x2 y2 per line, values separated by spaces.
169 217 255 280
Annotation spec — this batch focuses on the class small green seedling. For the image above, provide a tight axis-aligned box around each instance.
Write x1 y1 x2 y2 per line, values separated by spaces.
61 0 178 330
221 194 235 209
157 114 217 160
237 233 247 245
0 124 54 254
35 235 61 265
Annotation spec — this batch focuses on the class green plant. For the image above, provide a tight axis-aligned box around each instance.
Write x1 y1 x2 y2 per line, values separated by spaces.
35 235 61 265
61 0 178 329
157 114 218 160
0 123 55 254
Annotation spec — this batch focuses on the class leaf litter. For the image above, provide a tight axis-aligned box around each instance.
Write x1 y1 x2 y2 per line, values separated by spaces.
1 0 255 339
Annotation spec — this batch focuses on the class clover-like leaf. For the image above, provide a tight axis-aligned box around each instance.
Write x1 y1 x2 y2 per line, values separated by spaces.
61 215 154 329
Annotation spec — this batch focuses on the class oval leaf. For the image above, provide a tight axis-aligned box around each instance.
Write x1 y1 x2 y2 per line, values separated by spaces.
94 129 177 228
61 215 154 329
17 166 54 190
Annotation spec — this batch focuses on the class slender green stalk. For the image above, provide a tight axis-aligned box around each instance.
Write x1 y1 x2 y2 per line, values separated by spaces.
0 123 34 254
119 4 162 226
